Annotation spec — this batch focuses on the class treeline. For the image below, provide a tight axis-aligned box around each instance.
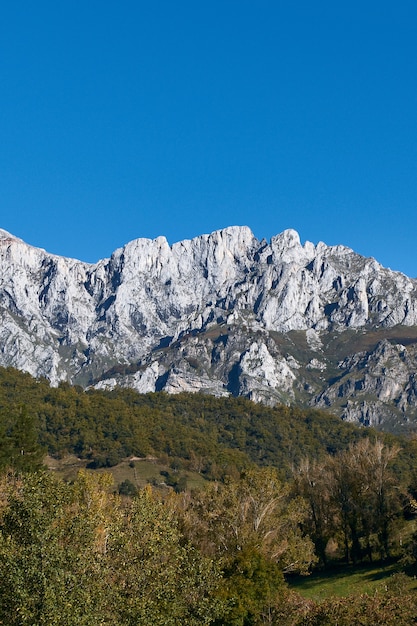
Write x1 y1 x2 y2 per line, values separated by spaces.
1 465 417 625
0 366 413 483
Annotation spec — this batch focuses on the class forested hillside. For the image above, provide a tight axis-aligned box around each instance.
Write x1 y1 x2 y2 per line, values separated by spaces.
0 365 408 479
2 365 417 624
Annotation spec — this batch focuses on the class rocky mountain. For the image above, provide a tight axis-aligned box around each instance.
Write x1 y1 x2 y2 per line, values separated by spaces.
1 225 417 433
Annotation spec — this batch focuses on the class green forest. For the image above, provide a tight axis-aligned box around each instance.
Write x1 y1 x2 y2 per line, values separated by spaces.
1 365 417 624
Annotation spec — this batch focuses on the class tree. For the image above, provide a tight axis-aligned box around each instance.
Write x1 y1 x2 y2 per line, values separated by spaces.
173 467 316 625
293 458 335 566
0 471 224 626
110 485 224 625
328 438 402 563
0 471 114 625
0 405 44 472
294 439 403 566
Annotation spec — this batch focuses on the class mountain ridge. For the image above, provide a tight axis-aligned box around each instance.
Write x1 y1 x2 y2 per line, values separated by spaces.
1 225 417 432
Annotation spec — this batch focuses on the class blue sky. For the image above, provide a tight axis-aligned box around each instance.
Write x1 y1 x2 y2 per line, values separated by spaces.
1 2 416 276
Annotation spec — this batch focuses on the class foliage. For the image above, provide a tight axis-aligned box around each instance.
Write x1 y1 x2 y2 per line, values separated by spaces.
0 404 44 472
0 471 225 625
0 471 114 625
118 478 138 496
2 367 417 623
185 468 315 571
0 365 390 481
0 466 417 625
293 438 404 565
171 467 316 625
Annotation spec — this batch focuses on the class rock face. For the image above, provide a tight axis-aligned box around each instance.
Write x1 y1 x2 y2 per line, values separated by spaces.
1 225 417 432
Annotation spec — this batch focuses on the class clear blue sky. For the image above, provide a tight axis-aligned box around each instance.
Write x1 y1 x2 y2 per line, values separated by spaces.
1 2 416 276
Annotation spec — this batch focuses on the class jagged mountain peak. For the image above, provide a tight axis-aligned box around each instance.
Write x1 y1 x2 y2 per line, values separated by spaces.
0 228 25 246
1 225 417 432
271 228 301 247
0 228 15 239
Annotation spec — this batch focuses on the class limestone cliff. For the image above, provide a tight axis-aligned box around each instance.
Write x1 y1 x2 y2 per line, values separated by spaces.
1 226 417 431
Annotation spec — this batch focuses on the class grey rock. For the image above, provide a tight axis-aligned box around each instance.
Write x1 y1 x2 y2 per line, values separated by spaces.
2 225 417 432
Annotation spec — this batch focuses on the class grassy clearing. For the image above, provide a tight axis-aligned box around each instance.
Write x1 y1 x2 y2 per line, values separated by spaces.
45 454 207 491
288 561 417 601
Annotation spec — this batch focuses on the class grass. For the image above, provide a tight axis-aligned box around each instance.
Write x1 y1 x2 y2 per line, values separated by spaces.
288 561 417 601
44 454 208 491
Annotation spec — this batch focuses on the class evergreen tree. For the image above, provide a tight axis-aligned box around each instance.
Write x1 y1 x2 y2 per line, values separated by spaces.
0 405 44 472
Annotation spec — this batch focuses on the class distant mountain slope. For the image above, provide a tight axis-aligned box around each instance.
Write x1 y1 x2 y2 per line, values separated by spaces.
1 226 417 431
